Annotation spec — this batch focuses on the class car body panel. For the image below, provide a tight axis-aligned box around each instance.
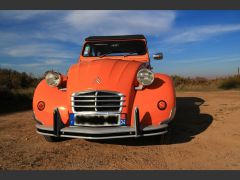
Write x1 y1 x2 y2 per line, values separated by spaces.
32 35 176 139
132 73 176 127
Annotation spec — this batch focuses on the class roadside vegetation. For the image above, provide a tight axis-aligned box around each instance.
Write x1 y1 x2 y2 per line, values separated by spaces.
218 75 240 90
0 68 239 114
172 75 240 91
0 68 41 114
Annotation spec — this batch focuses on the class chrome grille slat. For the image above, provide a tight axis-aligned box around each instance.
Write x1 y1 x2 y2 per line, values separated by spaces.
72 95 125 97
72 105 125 107
71 100 125 102
72 91 124 112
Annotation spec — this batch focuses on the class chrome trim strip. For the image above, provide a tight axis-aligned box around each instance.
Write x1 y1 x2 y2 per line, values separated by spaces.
36 124 168 140
71 89 125 96
160 106 176 125
73 111 122 115
60 130 167 140
36 124 53 131
142 131 168 137
36 130 56 137
36 123 168 134
71 100 125 102
169 106 176 121
71 95 124 97
71 105 125 107
134 84 144 90
60 134 135 140
59 88 67 91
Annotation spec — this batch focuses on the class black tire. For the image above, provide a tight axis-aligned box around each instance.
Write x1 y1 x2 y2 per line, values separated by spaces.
43 135 61 142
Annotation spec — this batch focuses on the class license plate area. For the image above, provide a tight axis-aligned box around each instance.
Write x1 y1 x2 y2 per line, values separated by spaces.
74 114 120 127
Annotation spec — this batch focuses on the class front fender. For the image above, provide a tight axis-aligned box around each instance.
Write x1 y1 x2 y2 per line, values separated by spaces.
33 74 176 128
33 80 69 126
131 73 176 127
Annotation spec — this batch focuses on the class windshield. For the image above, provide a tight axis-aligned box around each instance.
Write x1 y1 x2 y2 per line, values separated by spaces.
82 40 147 57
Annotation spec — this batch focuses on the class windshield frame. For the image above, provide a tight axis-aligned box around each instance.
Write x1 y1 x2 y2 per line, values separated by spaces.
81 39 148 58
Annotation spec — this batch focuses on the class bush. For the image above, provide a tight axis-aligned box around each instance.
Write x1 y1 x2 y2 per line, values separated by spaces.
171 75 208 88
219 76 240 90
0 87 33 114
171 75 189 87
0 68 41 90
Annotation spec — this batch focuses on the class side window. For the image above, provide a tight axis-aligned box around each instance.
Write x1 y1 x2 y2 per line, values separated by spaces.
83 45 91 56
91 47 96 56
83 44 97 57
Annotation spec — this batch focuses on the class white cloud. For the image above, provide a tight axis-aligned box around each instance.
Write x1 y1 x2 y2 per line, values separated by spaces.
0 10 56 21
166 24 240 44
167 54 240 64
64 10 176 35
1 10 240 77
29 10 176 44
0 10 176 45
44 59 65 65
1 43 75 59
1 59 65 68
1 58 71 75
0 10 177 61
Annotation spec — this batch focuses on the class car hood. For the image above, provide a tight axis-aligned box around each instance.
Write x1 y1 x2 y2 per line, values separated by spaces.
67 59 143 114
67 59 143 92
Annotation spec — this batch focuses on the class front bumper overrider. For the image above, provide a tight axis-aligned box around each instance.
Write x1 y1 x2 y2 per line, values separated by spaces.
35 107 169 140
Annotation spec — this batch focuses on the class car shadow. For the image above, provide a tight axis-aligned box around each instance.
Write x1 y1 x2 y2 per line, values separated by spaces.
90 97 213 146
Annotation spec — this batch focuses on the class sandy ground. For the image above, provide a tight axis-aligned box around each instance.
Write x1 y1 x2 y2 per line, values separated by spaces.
0 90 240 170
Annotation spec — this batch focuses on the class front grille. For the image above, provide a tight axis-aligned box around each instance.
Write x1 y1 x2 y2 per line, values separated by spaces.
71 91 125 112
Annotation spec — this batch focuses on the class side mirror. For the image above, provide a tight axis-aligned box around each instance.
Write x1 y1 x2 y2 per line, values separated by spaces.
153 52 163 60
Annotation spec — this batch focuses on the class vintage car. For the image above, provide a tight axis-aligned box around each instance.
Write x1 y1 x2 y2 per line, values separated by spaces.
33 35 176 142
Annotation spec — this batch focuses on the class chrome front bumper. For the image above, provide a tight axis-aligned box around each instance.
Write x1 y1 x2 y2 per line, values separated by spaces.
35 107 169 140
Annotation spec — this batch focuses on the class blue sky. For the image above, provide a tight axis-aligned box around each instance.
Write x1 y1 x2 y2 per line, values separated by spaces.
0 10 240 78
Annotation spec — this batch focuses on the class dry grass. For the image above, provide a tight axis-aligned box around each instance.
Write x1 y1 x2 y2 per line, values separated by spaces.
218 75 240 89
172 75 240 91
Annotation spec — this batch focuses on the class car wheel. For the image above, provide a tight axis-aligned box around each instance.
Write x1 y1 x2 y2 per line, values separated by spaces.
43 135 61 142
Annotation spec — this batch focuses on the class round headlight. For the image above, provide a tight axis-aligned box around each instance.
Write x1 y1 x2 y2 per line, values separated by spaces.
137 68 154 86
45 71 62 87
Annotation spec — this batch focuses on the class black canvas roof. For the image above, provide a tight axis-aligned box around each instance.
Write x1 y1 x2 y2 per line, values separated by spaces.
85 35 146 41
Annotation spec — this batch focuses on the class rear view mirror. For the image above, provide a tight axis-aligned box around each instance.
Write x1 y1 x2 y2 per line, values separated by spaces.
153 52 163 60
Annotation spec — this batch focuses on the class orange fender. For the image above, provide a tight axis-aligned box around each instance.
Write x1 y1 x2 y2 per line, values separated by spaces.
33 80 69 126
131 73 176 127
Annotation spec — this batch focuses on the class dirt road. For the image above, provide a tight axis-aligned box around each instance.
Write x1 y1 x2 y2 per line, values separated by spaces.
0 91 240 170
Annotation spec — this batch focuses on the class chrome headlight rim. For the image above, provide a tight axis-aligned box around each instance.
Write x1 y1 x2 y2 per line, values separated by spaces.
137 68 154 86
45 71 62 87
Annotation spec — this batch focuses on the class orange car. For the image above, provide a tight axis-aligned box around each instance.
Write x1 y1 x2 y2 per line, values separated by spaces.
33 35 176 142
